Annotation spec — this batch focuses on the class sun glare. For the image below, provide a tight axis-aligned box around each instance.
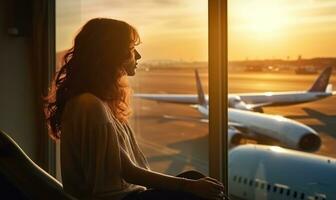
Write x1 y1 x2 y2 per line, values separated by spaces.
239 0 291 38
270 146 286 153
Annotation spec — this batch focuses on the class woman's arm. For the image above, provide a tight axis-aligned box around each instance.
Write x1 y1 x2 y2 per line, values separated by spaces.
120 149 224 200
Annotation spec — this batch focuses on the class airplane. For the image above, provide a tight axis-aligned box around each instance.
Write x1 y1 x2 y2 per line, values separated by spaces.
135 67 335 112
229 144 336 200
228 108 321 152
135 70 322 152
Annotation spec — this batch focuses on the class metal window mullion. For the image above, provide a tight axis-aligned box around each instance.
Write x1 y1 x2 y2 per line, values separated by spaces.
208 0 228 193
45 0 56 176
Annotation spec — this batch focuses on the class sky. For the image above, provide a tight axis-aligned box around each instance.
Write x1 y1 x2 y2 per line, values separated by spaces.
229 0 336 61
56 0 336 62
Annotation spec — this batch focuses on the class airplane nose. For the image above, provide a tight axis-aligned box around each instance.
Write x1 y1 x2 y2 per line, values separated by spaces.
299 133 321 152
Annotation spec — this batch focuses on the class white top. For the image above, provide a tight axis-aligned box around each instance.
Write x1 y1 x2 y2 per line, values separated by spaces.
60 93 149 200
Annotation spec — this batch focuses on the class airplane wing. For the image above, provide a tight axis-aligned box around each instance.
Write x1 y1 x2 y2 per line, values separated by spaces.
162 114 209 123
136 67 334 112
245 102 273 110
230 66 334 109
134 93 200 105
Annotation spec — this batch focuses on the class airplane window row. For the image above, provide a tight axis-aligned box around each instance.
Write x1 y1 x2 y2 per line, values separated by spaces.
232 175 326 200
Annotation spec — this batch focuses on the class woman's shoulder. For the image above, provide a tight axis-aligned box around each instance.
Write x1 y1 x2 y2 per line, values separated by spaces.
74 92 103 106
65 92 110 123
70 93 104 111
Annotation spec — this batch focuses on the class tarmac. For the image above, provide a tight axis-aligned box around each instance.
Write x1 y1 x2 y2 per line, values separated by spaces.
128 68 336 175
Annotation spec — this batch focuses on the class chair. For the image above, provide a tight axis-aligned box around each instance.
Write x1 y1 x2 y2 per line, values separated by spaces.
0 130 76 199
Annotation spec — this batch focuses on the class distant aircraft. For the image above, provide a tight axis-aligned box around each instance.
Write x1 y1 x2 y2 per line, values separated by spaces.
135 67 335 113
135 70 321 152
229 144 336 200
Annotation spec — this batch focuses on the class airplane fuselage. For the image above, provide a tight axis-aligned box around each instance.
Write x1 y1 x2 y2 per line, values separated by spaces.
229 145 336 200
194 107 321 152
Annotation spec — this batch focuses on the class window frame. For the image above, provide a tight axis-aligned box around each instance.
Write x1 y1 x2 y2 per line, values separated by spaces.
47 6 56 102
47 0 57 177
208 0 228 192
51 0 228 186
35 0 56 176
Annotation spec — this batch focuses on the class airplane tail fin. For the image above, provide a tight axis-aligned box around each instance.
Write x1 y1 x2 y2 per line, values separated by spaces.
195 69 207 106
308 66 332 92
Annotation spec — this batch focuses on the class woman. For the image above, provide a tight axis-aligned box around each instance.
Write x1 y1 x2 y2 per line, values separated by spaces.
46 18 225 200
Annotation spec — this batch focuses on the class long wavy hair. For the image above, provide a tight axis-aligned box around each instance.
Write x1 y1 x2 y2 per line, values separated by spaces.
45 18 140 140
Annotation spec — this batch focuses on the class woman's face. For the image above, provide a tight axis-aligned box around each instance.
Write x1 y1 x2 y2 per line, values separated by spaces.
123 46 141 76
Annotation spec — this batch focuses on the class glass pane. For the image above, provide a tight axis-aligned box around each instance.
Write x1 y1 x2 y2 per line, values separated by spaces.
229 0 336 199
56 0 209 181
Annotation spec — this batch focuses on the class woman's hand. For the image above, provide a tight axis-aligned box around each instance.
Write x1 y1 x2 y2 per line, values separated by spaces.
184 177 225 200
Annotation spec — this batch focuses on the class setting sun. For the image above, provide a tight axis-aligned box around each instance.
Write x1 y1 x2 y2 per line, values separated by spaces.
229 0 336 60
231 0 291 38
243 1 290 37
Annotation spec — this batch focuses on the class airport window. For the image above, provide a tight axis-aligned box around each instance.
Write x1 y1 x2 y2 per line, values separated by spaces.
273 186 278 193
300 193 305 199
55 0 222 184
293 191 298 198
267 184 271 191
228 1 336 199
287 189 291 196
260 182 265 189
254 181 259 188
238 176 242 183
279 188 284 194
233 175 237 181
